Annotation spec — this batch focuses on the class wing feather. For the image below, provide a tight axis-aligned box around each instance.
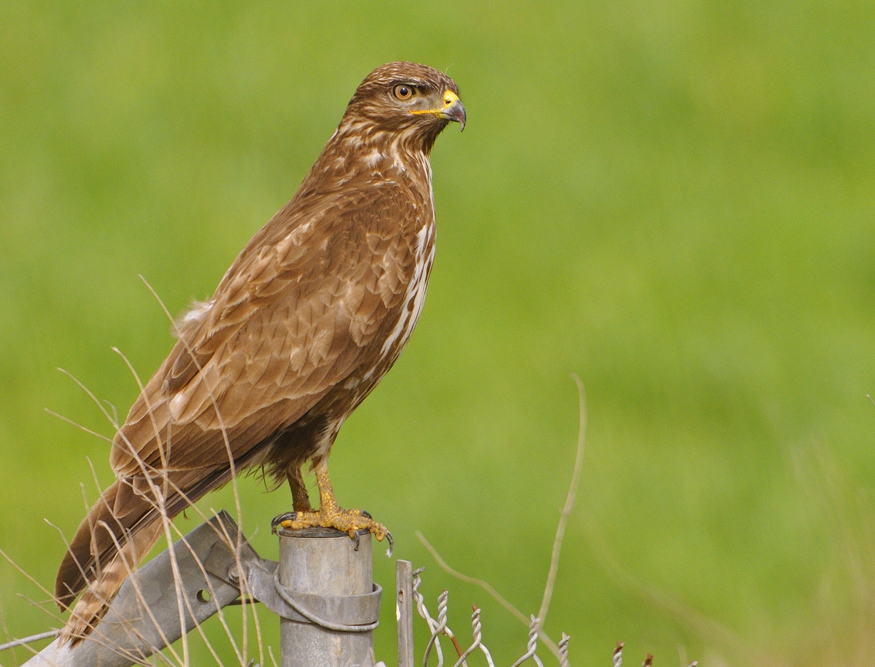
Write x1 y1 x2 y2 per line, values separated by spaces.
110 182 423 477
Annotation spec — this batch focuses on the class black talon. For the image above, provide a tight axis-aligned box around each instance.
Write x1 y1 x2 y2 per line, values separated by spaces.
353 531 361 551
385 530 394 558
271 512 297 534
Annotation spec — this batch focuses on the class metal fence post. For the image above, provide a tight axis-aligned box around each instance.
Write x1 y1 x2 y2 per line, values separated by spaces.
277 527 380 667
396 560 414 667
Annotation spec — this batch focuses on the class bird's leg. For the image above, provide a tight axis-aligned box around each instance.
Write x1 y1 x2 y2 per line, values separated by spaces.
270 467 313 533
275 460 391 548
288 466 313 513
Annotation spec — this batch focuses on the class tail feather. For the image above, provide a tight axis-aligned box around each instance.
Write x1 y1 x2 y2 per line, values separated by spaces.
55 479 165 645
59 519 164 645
55 480 147 609
54 462 246 645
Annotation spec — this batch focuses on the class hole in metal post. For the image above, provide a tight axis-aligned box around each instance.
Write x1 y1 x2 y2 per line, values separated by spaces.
197 590 212 604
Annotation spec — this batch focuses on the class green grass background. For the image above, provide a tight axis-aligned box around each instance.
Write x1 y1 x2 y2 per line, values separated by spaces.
2 1 875 665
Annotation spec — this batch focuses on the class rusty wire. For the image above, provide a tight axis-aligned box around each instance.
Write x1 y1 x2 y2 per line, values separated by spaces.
613 642 624 667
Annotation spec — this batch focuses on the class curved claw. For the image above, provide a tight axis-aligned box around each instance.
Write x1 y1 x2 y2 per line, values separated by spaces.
384 530 394 558
271 506 391 556
271 511 297 534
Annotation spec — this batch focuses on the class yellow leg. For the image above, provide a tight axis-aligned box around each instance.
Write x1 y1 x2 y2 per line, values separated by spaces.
278 460 390 544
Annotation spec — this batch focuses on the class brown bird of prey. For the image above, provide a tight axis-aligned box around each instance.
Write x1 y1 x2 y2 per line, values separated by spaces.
55 61 465 644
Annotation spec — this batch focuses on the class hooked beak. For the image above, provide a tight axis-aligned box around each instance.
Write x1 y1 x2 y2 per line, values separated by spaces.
411 89 467 131
440 90 466 131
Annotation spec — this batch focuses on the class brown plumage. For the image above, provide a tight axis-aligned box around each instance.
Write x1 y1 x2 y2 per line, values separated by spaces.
55 61 465 644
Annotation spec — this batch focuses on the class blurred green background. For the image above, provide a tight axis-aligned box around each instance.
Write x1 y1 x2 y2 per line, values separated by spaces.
2 1 875 665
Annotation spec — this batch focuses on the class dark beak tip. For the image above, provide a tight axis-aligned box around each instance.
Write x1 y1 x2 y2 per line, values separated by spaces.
440 98 466 132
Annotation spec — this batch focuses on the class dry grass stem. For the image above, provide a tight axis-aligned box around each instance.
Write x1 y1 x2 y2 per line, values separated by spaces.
416 377 589 662
583 520 768 666
40 321 269 665
56 367 120 429
44 408 113 444
416 532 562 660
538 375 587 627
0 630 61 653
139 275 247 552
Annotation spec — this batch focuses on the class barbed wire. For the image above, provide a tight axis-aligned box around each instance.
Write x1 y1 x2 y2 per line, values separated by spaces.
610 639 698 667
557 634 569 667
613 642 624 667
411 568 554 667
408 569 699 667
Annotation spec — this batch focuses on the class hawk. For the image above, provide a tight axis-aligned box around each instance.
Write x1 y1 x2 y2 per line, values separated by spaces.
54 61 465 644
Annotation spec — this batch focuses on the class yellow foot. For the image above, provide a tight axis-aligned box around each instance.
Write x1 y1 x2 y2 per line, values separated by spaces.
271 508 393 555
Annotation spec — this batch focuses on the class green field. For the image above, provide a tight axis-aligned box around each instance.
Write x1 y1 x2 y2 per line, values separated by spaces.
2 2 875 665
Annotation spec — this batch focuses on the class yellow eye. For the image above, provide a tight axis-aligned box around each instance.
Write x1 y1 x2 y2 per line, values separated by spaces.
392 84 416 101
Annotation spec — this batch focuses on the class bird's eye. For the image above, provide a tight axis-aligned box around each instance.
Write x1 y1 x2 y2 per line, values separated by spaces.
392 84 416 101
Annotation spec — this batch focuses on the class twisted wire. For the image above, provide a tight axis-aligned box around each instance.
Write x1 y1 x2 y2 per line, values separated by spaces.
558 633 570 667
411 567 572 667
613 641 624 667
509 616 543 667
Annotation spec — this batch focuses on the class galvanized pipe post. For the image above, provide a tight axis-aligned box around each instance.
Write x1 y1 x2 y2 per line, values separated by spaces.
396 560 414 667
277 527 380 667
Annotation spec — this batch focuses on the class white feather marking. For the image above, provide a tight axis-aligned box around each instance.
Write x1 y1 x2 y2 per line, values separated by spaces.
380 223 434 356
276 220 316 258
313 420 343 461
288 220 313 244
182 299 215 324
169 392 187 419
389 143 406 172
364 150 385 167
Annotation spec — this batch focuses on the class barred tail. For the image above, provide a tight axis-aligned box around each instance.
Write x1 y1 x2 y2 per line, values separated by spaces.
54 479 164 645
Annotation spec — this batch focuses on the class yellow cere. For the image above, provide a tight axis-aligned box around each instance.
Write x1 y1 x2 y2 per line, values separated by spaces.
443 90 460 108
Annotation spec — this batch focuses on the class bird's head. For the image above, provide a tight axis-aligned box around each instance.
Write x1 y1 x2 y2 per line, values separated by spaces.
340 62 465 152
